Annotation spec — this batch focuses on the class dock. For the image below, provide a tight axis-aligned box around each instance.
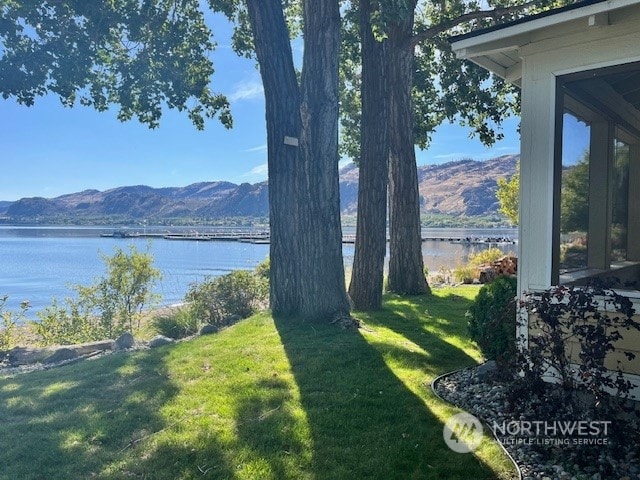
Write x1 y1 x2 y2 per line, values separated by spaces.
101 230 271 243
101 230 515 245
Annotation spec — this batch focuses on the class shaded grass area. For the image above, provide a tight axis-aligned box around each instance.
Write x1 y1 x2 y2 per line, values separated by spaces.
0 286 516 479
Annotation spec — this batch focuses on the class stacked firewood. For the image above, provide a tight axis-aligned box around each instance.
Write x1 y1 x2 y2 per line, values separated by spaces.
478 256 518 283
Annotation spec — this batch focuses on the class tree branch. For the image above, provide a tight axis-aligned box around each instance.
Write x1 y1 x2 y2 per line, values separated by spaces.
410 0 540 48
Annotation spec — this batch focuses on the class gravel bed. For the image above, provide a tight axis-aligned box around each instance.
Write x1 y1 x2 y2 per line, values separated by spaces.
434 365 640 480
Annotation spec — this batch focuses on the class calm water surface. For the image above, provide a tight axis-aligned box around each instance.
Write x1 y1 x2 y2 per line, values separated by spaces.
0 226 516 316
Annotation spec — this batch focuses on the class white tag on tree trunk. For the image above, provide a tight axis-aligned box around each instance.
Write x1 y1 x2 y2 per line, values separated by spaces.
284 136 299 147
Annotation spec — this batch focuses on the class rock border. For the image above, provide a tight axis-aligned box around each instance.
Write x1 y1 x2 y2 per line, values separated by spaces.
431 363 523 480
0 319 237 377
432 364 640 480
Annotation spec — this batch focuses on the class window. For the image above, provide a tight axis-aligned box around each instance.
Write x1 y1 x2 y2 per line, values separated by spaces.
555 63 640 288
559 112 590 274
611 138 630 263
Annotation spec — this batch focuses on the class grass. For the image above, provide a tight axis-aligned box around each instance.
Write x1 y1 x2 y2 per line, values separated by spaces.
0 286 516 479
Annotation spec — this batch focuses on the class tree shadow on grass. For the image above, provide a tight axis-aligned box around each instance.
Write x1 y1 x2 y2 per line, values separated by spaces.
363 291 482 374
273 308 506 480
0 289 505 480
0 348 186 479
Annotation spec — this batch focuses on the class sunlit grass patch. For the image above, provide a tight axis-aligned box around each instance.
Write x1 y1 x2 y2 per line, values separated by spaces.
0 286 515 479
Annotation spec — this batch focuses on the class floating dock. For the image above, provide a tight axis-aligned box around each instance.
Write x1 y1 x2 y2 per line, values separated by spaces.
101 230 515 245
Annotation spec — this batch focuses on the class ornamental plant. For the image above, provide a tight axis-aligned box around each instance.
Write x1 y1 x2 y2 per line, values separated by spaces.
467 276 517 367
509 281 640 467
518 280 640 406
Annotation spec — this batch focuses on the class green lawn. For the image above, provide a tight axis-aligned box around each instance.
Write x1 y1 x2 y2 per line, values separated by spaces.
0 286 516 479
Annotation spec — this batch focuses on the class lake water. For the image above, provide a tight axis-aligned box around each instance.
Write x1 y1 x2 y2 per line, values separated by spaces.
0 225 517 317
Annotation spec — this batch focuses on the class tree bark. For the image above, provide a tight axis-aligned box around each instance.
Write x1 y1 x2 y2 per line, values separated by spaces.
348 0 389 310
246 0 302 316
247 0 350 320
298 0 351 319
387 10 430 295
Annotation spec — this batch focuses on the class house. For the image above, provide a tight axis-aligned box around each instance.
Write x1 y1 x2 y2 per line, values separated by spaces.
450 0 640 394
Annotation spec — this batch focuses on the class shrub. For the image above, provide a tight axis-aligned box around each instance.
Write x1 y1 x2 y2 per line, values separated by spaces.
186 270 268 326
453 265 476 284
429 266 450 285
510 282 640 464
518 282 640 405
33 298 102 346
153 307 201 339
254 257 270 280
32 246 161 345
85 245 162 335
0 296 27 351
467 247 508 267
466 276 517 365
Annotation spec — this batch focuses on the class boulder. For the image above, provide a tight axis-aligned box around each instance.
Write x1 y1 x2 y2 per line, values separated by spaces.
479 268 497 284
475 360 497 381
6 340 115 366
114 332 135 350
73 340 115 355
8 347 52 366
223 314 242 326
44 348 77 364
199 324 218 336
148 335 175 348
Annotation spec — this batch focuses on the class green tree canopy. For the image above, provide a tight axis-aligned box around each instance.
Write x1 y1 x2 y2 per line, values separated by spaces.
0 0 231 129
496 164 519 225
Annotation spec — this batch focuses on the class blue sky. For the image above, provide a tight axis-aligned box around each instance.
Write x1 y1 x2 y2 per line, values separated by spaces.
0 12 521 202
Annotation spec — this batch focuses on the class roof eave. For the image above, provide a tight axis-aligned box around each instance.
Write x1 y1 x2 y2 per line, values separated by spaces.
449 0 640 82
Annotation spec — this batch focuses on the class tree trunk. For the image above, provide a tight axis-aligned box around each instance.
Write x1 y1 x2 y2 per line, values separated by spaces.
246 0 302 316
298 0 351 320
387 11 430 295
247 0 351 320
348 0 389 310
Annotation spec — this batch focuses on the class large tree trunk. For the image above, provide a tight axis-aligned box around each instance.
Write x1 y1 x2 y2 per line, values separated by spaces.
387 10 430 295
246 0 302 316
348 0 389 310
298 0 351 319
247 0 350 320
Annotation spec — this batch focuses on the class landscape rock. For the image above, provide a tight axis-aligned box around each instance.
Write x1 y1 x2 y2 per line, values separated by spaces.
5 340 115 367
8 347 52 366
44 348 77 364
478 268 498 284
148 335 175 348
199 324 218 335
475 360 497 380
72 340 115 355
434 365 640 479
114 332 135 350
223 315 242 326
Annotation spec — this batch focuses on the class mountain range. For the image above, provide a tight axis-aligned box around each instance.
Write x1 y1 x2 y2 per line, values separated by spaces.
0 155 518 223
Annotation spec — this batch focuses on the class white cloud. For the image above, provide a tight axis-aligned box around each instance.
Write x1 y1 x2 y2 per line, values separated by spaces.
243 162 268 180
244 144 267 153
229 77 264 102
433 152 472 160
338 158 352 169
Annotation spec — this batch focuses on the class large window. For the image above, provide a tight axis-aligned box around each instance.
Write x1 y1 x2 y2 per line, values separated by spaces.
559 112 590 274
612 138 630 263
555 63 640 288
